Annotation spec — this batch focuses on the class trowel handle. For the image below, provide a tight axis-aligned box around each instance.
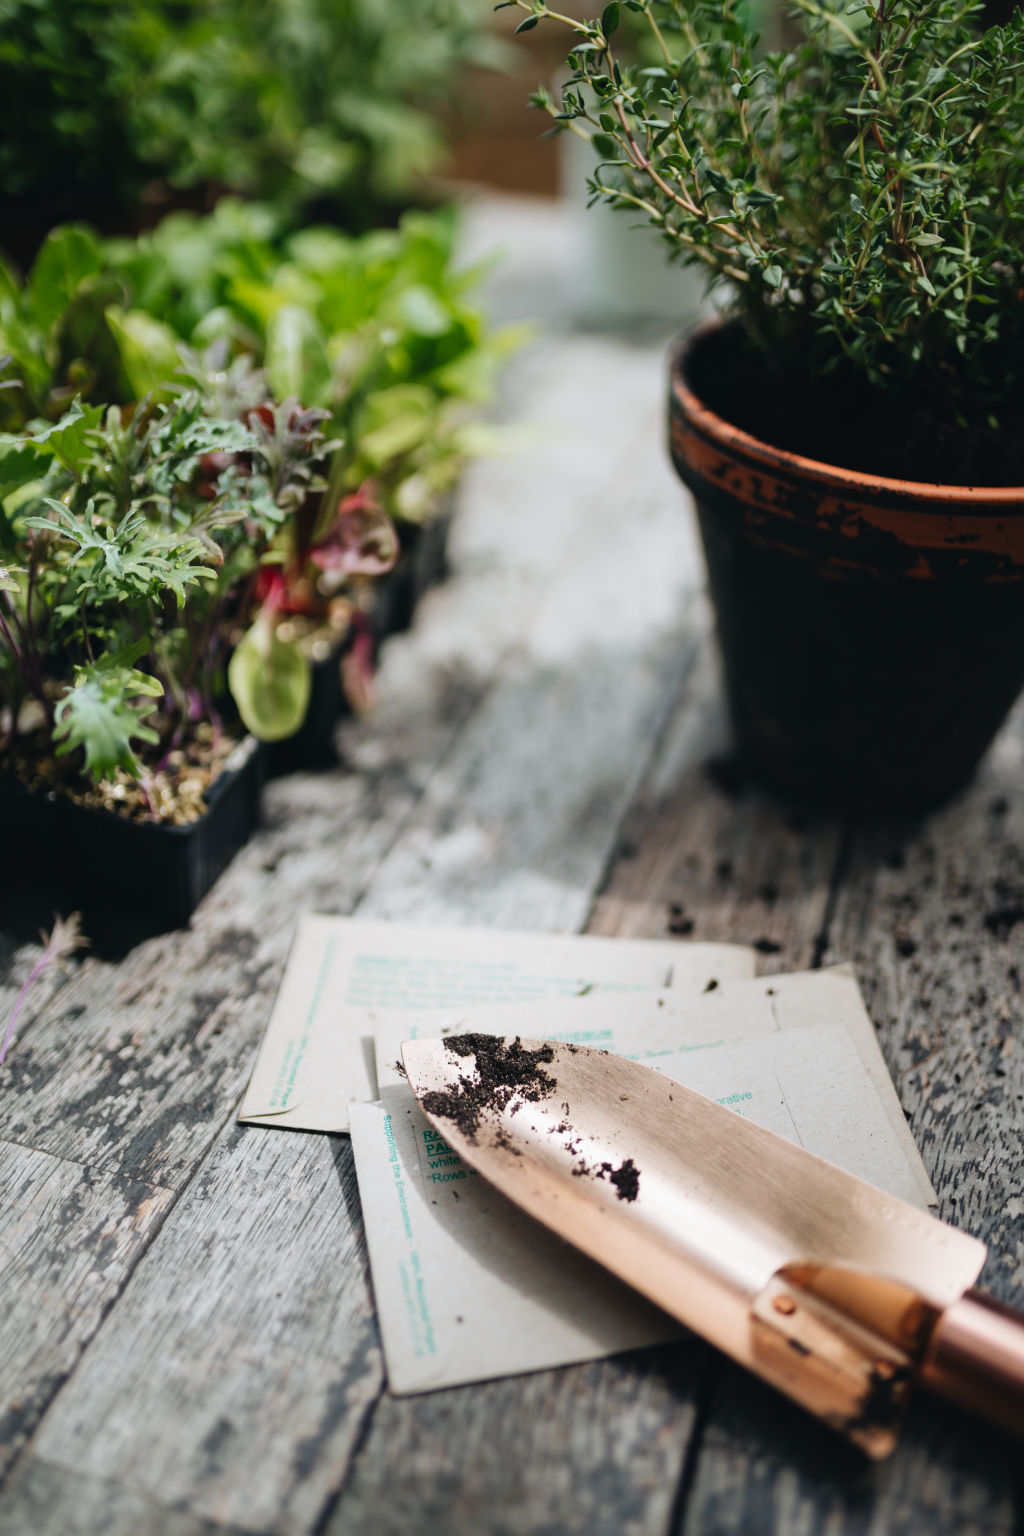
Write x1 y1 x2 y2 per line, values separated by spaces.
920 1290 1024 1439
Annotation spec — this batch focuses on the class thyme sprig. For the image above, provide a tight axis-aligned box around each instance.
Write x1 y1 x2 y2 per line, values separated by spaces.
508 0 1024 456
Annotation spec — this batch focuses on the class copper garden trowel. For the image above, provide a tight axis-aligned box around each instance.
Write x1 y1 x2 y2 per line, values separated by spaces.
401 1033 1024 1457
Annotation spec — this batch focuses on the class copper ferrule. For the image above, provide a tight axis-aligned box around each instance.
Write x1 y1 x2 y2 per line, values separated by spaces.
920 1290 1024 1439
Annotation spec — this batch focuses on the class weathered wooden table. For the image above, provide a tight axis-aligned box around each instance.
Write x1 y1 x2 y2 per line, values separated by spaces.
1 196 1020 1536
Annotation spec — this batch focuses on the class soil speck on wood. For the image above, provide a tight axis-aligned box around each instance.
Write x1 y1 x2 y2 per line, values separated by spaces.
983 903 1024 940
667 902 694 936
754 937 782 955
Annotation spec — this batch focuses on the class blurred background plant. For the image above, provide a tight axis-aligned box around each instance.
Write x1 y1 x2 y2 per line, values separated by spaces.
104 202 519 529
0 0 514 266
0 0 530 825
0 208 517 536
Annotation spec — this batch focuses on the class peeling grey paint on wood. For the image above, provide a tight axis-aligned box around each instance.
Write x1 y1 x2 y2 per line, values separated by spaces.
29 1131 381 1536
0 1140 173 1477
0 1460 250 1536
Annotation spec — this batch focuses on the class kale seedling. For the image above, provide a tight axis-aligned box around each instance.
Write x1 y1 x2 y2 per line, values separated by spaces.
0 385 347 801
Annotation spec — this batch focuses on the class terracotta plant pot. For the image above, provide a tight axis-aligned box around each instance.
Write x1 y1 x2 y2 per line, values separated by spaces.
669 324 1024 811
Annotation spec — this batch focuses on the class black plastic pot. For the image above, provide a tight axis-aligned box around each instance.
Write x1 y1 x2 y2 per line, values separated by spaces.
1 735 264 928
264 636 351 776
670 325 1024 811
370 506 453 643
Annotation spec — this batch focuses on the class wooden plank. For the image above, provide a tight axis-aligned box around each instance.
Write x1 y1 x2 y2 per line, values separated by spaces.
678 1363 1015 1536
23 1131 380 1536
677 702 1024 1532
0 1461 241 1536
14 193 1006 1536
0 932 78 1080
328 1340 710 1536
0 1140 172 1479
588 637 844 968
357 340 705 932
827 701 1024 1291
583 638 855 1535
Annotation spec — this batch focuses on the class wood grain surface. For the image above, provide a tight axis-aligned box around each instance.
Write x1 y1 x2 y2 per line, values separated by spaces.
1 195 1021 1536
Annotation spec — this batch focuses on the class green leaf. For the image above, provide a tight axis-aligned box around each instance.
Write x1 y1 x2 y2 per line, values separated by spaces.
264 304 333 408
27 226 103 334
0 438 48 497
104 307 183 402
355 384 433 467
29 497 216 604
228 617 312 742
601 2 620 35
591 132 619 160
53 660 162 782
31 397 105 473
515 14 540 32
764 265 784 289
397 285 451 338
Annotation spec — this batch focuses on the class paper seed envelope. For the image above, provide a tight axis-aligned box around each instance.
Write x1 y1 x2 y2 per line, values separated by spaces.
350 968 935 1394
239 915 756 1132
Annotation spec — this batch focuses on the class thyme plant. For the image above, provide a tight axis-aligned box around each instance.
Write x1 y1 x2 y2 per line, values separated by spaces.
512 0 1024 480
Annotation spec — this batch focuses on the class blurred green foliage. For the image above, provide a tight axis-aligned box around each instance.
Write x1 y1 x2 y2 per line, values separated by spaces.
0 0 509 249
0 204 520 529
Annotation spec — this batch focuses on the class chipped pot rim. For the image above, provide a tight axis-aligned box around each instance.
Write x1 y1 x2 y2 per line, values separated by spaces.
669 324 1024 510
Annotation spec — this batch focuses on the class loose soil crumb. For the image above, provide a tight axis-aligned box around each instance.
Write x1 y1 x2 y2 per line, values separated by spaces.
605 1159 641 1202
418 1034 557 1141
567 1150 641 1202
418 1034 643 1202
